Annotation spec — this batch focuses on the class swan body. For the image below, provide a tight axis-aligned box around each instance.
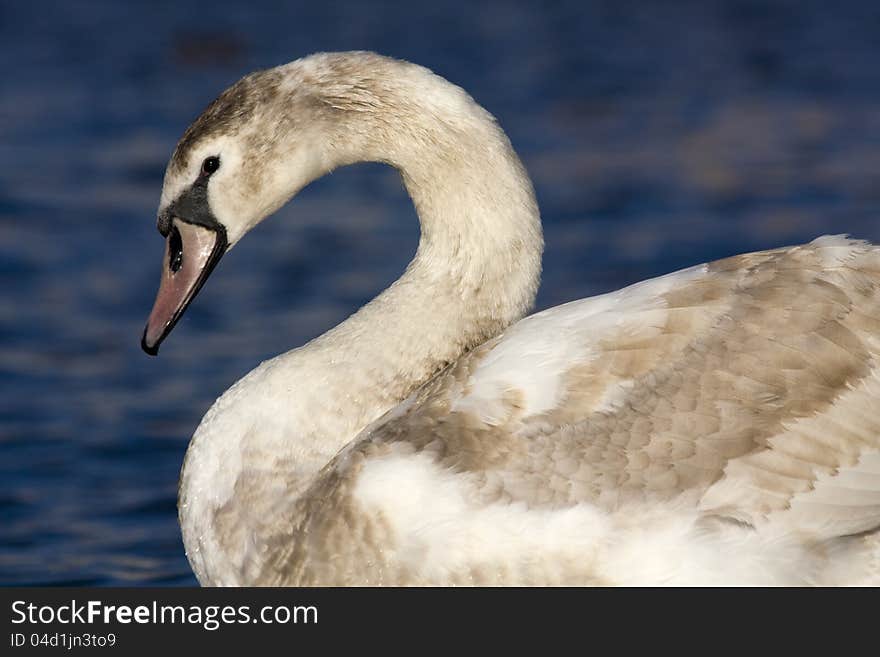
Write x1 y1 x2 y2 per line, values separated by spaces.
143 52 880 585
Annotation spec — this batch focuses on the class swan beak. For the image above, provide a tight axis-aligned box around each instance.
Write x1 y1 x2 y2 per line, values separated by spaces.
141 218 227 355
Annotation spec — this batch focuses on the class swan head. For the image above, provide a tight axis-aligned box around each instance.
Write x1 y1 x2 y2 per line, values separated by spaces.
141 51 521 355
141 60 341 355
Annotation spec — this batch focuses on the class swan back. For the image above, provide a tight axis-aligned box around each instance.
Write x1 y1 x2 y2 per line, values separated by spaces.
254 236 880 585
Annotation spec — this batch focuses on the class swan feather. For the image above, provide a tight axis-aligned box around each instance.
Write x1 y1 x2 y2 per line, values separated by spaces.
250 236 880 585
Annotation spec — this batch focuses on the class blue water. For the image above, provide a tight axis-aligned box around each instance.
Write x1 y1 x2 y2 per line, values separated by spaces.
2 0 880 585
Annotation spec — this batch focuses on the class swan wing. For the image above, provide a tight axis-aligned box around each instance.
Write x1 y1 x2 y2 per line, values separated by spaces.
255 235 880 585
359 235 880 540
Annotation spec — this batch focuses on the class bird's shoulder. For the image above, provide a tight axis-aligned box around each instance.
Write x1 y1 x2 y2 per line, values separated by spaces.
343 235 880 539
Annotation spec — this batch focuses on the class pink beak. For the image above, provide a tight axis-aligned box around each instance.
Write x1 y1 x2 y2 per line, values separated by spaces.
142 218 225 355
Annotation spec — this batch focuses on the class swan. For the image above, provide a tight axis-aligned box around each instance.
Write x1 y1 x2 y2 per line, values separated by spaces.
142 51 880 586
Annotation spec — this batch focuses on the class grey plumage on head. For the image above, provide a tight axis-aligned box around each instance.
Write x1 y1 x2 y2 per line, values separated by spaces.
168 68 286 176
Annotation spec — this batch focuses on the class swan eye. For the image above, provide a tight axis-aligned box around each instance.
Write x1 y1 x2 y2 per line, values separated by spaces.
169 226 183 273
201 156 220 176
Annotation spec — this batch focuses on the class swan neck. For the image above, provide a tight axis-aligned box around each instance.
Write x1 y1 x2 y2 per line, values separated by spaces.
297 59 545 464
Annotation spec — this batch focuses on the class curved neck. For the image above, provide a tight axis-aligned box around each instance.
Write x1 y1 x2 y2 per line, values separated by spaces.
179 57 542 583
272 57 544 465
310 67 543 446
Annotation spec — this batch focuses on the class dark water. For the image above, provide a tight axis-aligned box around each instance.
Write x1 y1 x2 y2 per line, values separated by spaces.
2 0 879 585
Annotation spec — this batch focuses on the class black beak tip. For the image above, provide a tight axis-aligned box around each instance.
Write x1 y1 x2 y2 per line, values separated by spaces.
141 327 160 356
